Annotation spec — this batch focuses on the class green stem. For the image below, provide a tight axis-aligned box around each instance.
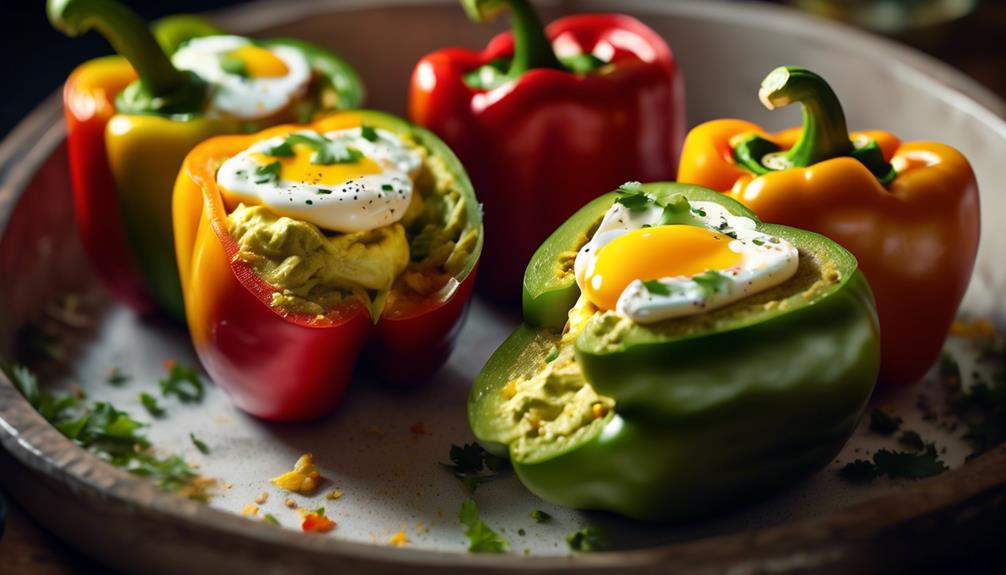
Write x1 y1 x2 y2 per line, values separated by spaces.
462 0 561 78
49 0 185 94
758 66 853 168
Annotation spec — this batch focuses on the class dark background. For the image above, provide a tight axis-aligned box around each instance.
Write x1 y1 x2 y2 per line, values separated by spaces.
0 0 1003 573
2 0 1004 139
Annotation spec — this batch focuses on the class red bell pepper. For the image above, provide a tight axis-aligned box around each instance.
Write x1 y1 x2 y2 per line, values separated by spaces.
409 0 683 303
173 113 483 421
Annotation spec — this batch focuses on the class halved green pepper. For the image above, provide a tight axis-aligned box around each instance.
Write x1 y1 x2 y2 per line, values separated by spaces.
471 183 880 521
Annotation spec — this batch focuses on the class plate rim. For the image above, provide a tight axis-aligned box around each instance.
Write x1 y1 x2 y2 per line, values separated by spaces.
1 0 1005 572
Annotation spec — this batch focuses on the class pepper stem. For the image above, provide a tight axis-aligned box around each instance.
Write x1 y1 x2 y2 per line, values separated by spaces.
759 67 853 168
734 66 896 185
462 0 562 77
48 0 207 114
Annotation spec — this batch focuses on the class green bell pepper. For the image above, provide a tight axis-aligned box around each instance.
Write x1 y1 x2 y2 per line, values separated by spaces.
471 183 880 521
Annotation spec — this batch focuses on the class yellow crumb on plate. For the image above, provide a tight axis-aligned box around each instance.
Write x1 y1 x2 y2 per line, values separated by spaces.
241 504 260 517
388 530 410 547
271 453 321 494
255 491 269 504
325 489 343 500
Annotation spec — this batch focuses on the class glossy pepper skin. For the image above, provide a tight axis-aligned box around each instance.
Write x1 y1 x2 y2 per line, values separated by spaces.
678 66 980 386
471 183 880 521
174 112 483 421
409 0 683 303
50 0 364 319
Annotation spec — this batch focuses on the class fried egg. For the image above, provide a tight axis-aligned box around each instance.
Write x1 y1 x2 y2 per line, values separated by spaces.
172 35 312 120
574 195 799 323
216 126 421 232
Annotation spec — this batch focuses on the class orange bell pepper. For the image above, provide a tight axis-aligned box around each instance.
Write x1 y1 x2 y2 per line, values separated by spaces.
174 112 482 420
678 66 980 386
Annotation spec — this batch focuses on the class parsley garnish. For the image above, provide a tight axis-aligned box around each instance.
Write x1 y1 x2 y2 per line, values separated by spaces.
657 195 693 226
312 506 326 516
253 161 282 185
106 367 130 386
140 392 166 417
381 184 393 192
693 270 730 299
840 443 948 482
529 510 552 523
190 432 210 455
544 346 559 363
614 181 650 211
752 238 765 246
316 189 332 195
442 442 508 493
868 408 902 435
898 430 925 451
566 526 603 552
263 513 279 525
642 280 671 296
219 54 249 78
263 140 295 157
282 133 363 165
159 362 205 403
360 124 379 142
458 499 508 553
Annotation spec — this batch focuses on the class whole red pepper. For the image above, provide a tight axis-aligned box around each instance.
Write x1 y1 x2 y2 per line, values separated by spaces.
409 0 683 303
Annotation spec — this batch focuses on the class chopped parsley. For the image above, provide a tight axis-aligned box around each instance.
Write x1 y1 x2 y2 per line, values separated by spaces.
219 53 249 78
458 499 508 553
566 526 603 552
693 270 730 298
642 280 671 296
868 408 902 435
381 184 393 192
140 392 166 417
752 238 765 246
529 510 552 523
898 430 925 451
442 442 508 493
253 161 282 185
282 133 363 165
544 346 560 363
316 189 332 195
614 181 650 211
159 362 205 403
263 513 280 525
190 432 210 455
3 360 206 499
657 195 693 226
360 124 379 142
106 367 130 386
840 443 948 482
263 140 295 157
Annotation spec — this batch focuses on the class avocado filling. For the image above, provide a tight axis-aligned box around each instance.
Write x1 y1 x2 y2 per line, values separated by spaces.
226 132 478 319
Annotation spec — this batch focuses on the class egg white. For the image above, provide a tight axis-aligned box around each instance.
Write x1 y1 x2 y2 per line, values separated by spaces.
574 199 799 324
216 127 421 233
172 35 312 120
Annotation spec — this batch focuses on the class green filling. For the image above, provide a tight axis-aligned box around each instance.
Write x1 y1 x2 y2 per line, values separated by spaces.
226 134 477 319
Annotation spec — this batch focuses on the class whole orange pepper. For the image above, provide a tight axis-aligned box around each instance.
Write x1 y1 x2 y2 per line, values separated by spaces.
678 66 980 386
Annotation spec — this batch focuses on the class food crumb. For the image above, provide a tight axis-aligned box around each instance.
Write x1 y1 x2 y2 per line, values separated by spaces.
271 453 322 494
285 497 297 509
409 422 431 436
241 504 259 517
388 530 410 547
301 512 336 533
415 522 428 535
255 491 269 505
366 425 386 437
325 490 344 501
222 482 233 490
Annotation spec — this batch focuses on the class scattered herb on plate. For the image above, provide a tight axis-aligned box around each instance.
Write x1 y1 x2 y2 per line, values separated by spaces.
566 526 603 552
868 407 902 435
190 432 210 455
442 442 508 492
458 499 507 553
529 509 552 523
160 361 205 403
140 392 166 417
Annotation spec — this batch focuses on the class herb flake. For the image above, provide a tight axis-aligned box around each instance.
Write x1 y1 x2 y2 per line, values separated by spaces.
458 499 507 553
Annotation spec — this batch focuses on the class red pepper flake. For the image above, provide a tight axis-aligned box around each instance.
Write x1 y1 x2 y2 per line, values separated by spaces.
302 513 336 533
409 422 431 436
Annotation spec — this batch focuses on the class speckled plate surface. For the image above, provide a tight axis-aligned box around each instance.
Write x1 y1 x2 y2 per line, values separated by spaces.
1 1 1005 573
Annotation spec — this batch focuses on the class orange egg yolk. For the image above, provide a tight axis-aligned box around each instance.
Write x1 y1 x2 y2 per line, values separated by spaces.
583 225 742 311
249 146 382 187
227 45 289 77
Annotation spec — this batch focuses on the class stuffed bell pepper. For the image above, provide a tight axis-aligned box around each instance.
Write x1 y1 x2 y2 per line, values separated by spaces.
678 66 980 386
49 0 363 319
174 112 482 421
471 182 879 520
409 0 683 303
